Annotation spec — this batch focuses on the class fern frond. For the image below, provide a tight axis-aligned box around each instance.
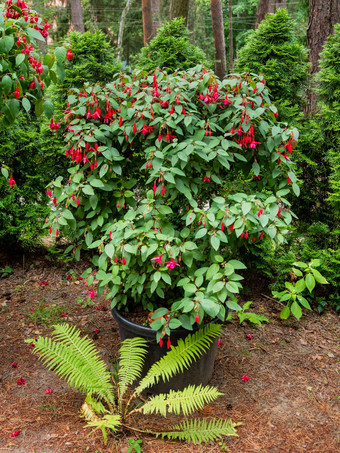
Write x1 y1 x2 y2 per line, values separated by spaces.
118 337 148 401
135 324 222 394
141 384 223 417
83 394 107 417
86 414 121 445
32 324 115 406
154 418 238 443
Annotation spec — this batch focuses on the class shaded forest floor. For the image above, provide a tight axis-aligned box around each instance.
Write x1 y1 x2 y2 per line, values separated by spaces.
0 250 339 453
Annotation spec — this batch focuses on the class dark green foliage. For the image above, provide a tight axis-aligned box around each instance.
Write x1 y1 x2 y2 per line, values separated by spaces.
135 18 208 72
63 31 121 90
235 9 308 121
0 115 64 249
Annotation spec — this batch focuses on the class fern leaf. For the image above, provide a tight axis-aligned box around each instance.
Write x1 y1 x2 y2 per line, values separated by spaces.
135 324 222 394
154 418 238 443
86 414 121 445
141 384 223 417
32 324 115 406
83 394 107 417
118 337 148 400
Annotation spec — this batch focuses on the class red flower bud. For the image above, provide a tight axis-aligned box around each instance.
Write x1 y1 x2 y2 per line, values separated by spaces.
49 226 52 234
122 256 126 265
133 122 137 134
167 337 171 349
76 197 80 206
245 231 248 239
114 255 118 263
56 228 59 237
221 222 225 231
159 337 163 347
153 181 157 194
259 231 263 240
230 224 234 233
287 175 291 184
195 314 200 324
161 184 165 196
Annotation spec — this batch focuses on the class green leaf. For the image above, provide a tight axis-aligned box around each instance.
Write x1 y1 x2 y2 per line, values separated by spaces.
83 185 95 196
0 35 14 52
8 98 20 118
43 100 54 119
105 243 115 259
206 264 219 280
2 75 12 93
16 53 25 66
311 269 328 284
305 273 315 293
35 98 44 117
226 300 242 311
27 27 46 42
291 301 302 320
195 228 207 239
280 305 290 319
22 97 31 112
242 202 252 216
55 46 67 63
56 61 65 82
200 300 220 318
210 235 220 251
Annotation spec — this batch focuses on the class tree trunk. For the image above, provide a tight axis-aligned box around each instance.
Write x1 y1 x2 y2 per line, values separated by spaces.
228 0 233 70
210 0 227 79
306 0 340 112
70 0 84 33
277 0 288 8
117 0 133 62
142 0 153 45
151 0 162 38
256 0 270 27
169 0 190 25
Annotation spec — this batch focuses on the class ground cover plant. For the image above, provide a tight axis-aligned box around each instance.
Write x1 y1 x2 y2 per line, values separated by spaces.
46 65 300 341
28 323 238 444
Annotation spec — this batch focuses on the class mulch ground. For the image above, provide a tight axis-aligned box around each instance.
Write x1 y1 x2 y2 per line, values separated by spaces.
0 249 339 453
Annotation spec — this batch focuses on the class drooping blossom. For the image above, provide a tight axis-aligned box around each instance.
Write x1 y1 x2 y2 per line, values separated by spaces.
11 362 18 368
167 337 171 349
44 388 53 394
151 255 163 266
17 378 25 385
88 289 97 298
165 258 180 270
11 430 20 437
8 176 16 187
245 334 253 340
240 375 251 383
217 338 223 346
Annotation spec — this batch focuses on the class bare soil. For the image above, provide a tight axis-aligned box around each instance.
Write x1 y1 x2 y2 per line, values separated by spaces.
0 250 339 453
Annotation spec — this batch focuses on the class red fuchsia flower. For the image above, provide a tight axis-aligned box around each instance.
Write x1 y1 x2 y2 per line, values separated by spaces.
11 362 18 368
203 175 211 182
93 329 100 334
17 378 25 385
217 338 223 346
66 49 73 60
246 334 253 340
88 289 97 298
46 189 52 197
259 231 264 240
159 337 163 347
284 141 293 154
8 175 16 187
40 280 48 286
114 256 118 263
165 258 180 270
167 337 171 349
277 206 281 219
11 430 20 437
287 175 291 184
44 388 53 394
14 88 20 99
257 207 263 217
161 184 165 196
95 305 105 310
28 308 36 312
29 342 35 347
60 313 68 318
153 181 157 193
221 222 225 231
151 254 163 266
122 256 126 265
195 314 200 324
240 375 251 383
230 224 234 233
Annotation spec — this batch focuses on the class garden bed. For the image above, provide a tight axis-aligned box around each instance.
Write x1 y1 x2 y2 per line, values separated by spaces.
0 250 339 453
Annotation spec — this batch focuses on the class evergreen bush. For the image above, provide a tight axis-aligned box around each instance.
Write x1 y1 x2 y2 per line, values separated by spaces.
135 18 208 73
235 9 308 121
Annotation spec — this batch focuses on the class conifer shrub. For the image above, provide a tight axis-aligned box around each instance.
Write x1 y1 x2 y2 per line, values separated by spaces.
235 9 308 121
135 18 208 73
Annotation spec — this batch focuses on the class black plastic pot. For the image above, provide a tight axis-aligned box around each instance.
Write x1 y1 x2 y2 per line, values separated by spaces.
112 307 225 394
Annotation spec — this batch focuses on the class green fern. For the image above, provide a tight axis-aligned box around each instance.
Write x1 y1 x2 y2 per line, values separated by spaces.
29 323 115 407
154 418 238 443
86 414 121 445
135 324 222 394
141 384 223 417
118 337 148 401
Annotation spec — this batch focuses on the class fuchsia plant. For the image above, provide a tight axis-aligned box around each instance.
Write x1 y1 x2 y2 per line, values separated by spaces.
47 66 299 341
0 0 70 184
